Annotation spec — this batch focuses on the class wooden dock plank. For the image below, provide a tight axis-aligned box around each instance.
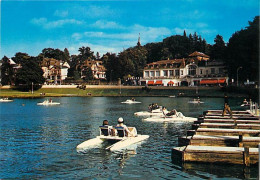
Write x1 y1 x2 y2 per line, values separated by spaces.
202 119 260 124
195 128 260 136
172 145 259 165
199 123 260 130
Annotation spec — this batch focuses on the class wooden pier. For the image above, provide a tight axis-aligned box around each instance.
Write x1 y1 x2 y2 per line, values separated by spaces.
172 110 260 166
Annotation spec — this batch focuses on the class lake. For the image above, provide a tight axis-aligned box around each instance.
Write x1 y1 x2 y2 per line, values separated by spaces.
0 97 258 179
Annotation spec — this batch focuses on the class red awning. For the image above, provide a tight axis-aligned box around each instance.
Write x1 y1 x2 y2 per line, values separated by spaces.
155 80 163 85
167 81 174 85
147 81 154 85
200 79 226 84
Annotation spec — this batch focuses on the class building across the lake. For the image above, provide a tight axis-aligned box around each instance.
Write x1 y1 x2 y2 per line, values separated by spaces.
41 58 70 84
141 51 228 86
81 59 106 80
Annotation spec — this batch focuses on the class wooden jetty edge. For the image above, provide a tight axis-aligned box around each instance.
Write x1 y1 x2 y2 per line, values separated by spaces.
172 110 260 166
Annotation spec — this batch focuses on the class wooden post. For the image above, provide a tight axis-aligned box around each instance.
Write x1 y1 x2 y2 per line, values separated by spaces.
234 119 237 129
243 146 250 167
239 134 243 147
258 144 260 177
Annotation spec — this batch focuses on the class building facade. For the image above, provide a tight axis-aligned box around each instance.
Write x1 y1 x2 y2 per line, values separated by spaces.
41 58 70 84
81 60 106 80
142 51 228 86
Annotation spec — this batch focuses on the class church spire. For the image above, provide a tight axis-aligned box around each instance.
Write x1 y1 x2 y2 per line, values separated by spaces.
137 33 141 47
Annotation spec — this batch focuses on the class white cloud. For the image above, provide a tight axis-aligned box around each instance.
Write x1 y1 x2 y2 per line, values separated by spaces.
31 17 84 29
54 10 68 18
91 20 125 29
84 5 116 18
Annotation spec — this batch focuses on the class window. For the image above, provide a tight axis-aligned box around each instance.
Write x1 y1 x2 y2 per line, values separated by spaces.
156 71 160 77
150 71 155 77
145 71 149 77
219 68 224 74
200 69 203 74
211 68 215 74
169 70 174 76
188 65 196 76
175 70 180 76
163 70 168 77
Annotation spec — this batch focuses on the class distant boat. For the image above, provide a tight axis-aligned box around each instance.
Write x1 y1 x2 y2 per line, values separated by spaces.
37 100 60 106
188 98 204 104
121 99 141 104
0 98 13 102
143 109 197 122
169 95 176 98
134 105 168 116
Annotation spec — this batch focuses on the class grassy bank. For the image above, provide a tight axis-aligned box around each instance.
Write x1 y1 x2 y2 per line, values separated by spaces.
0 86 252 98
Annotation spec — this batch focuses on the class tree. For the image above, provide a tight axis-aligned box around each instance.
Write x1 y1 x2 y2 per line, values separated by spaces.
83 67 94 81
15 57 45 91
1 56 15 85
227 16 259 82
63 48 70 62
210 34 226 60
12 52 30 64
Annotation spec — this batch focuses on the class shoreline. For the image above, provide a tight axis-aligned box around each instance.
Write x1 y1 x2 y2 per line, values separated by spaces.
0 85 256 99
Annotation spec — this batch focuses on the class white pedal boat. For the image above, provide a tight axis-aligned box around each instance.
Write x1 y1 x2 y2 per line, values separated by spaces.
37 100 60 106
188 99 204 104
0 98 13 102
121 99 141 104
134 107 168 116
77 126 149 152
143 114 197 122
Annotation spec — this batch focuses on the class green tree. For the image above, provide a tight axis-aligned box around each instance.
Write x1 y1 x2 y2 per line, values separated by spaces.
15 57 45 91
1 56 15 85
12 52 30 64
210 34 226 60
227 16 259 82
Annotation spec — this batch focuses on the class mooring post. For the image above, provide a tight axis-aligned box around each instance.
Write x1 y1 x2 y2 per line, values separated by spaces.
258 144 260 178
239 134 243 147
243 146 250 167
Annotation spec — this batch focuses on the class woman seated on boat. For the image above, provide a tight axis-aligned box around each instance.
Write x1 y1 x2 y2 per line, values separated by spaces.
116 117 136 137
131 97 135 101
166 109 177 116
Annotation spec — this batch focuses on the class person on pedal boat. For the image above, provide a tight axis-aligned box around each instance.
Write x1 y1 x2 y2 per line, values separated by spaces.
116 117 135 136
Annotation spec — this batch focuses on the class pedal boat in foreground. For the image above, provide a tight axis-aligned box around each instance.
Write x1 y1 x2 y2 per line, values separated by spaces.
37 100 60 106
121 99 141 104
143 112 197 122
77 126 149 151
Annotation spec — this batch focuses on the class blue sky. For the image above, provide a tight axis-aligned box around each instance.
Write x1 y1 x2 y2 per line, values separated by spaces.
1 0 259 58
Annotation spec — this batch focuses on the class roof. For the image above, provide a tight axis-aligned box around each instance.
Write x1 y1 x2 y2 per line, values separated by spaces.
189 51 210 58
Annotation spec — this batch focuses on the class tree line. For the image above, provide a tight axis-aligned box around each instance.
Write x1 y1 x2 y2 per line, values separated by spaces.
1 16 259 90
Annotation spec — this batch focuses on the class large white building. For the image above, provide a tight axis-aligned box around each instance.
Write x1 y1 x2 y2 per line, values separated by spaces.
142 51 228 86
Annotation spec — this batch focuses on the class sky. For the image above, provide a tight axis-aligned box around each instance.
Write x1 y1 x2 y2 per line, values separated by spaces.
0 0 259 58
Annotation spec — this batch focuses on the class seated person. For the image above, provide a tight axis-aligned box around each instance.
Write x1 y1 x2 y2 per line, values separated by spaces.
116 117 135 137
101 120 114 136
166 109 177 116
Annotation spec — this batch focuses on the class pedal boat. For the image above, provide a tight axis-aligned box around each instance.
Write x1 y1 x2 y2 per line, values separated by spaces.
134 106 169 116
77 126 149 151
143 112 197 122
121 99 141 104
37 100 60 106
0 98 13 102
188 99 204 104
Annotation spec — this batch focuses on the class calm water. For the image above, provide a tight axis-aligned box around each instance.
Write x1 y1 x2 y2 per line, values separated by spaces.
0 97 258 179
